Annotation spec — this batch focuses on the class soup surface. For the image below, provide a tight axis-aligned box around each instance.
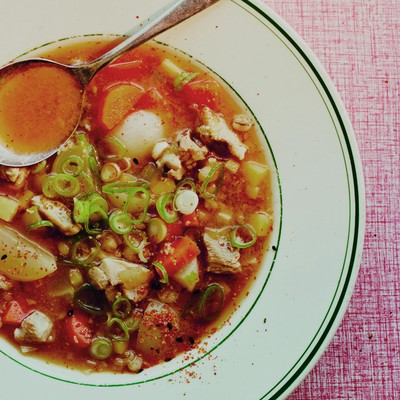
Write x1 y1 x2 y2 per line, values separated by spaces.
0 39 273 373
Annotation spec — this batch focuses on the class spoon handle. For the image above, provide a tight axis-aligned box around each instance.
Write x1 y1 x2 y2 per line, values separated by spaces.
77 0 219 84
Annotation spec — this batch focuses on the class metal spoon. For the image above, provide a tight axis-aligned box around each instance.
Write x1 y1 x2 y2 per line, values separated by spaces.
0 0 219 167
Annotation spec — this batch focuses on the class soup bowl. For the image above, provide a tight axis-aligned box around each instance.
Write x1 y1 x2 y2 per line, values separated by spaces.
0 0 364 399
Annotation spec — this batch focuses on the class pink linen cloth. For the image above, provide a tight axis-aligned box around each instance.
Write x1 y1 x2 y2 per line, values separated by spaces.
261 0 400 399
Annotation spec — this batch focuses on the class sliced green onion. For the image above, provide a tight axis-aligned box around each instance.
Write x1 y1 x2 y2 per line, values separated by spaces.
199 283 224 321
73 199 90 223
71 237 101 266
101 162 122 183
156 192 178 223
176 178 196 193
97 136 127 161
106 317 130 342
61 155 84 177
27 220 55 231
53 174 80 197
109 211 133 235
32 160 47 175
86 192 109 212
112 296 132 319
77 173 95 197
85 204 109 234
124 309 143 332
123 187 150 224
73 283 108 316
42 175 57 198
173 190 199 215
174 71 199 91
102 181 143 194
152 261 169 284
201 162 225 199
89 337 112 360
123 230 148 262
230 224 257 248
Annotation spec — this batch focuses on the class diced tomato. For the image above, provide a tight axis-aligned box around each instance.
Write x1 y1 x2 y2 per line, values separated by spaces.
165 220 184 240
181 78 220 109
65 310 93 349
155 236 201 277
2 300 31 326
98 82 144 130
181 210 200 228
135 87 165 109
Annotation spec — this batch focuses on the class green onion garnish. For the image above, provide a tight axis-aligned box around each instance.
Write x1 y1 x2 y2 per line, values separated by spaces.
152 261 169 284
61 155 84 177
199 283 225 321
174 71 199 91
73 199 90 223
31 160 47 175
112 296 132 319
156 192 178 223
97 136 127 161
89 337 112 360
109 211 133 235
201 162 225 199
53 174 80 197
106 317 130 342
26 220 55 231
70 237 101 266
73 283 108 316
123 230 148 262
42 175 57 198
123 187 150 224
230 224 257 248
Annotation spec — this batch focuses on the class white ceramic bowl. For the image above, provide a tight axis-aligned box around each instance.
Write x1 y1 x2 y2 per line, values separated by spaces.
0 1 365 399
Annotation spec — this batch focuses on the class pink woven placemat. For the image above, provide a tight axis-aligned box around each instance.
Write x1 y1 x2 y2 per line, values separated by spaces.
261 0 400 399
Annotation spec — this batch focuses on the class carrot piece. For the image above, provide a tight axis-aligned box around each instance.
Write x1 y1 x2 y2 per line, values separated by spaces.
155 236 201 277
65 310 93 349
99 83 144 130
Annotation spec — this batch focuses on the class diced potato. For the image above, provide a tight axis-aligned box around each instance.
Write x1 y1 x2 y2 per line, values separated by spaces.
160 58 185 79
246 185 260 200
0 196 19 222
150 177 176 195
249 212 273 236
242 161 269 187
173 258 200 292
136 300 179 358
0 225 57 281
22 206 41 228
16 190 34 209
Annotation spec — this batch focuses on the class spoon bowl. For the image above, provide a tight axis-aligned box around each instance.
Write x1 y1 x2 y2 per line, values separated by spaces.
0 0 219 167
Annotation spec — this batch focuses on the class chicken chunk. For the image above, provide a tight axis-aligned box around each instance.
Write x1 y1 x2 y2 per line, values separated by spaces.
203 229 242 274
14 311 54 343
31 195 81 236
94 258 153 302
0 166 30 188
196 107 247 160
176 129 208 162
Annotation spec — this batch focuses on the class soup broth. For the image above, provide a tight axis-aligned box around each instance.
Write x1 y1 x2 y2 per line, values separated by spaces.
0 39 273 373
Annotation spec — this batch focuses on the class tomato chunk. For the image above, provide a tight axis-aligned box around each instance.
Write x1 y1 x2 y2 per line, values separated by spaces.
65 310 93 349
181 78 220 108
155 236 201 277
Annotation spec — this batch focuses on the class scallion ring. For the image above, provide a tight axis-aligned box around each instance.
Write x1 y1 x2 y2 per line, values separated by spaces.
86 193 109 212
73 283 108 316
111 297 132 319
52 174 80 197
123 187 150 224
97 136 127 161
176 178 196 193
26 220 55 231
32 160 47 175
156 192 178 223
89 337 112 360
152 261 169 284
109 211 134 235
174 72 199 91
201 162 225 199
199 283 225 321
70 237 101 266
123 230 148 263
42 175 57 198
230 224 257 249
106 317 130 342
61 155 84 177
84 205 109 235
73 199 90 223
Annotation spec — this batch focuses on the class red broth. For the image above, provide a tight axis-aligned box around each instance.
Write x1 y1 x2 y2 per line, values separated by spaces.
0 39 273 373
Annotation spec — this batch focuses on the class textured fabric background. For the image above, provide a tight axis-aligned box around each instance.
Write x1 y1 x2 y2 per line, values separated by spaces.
260 1 400 399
